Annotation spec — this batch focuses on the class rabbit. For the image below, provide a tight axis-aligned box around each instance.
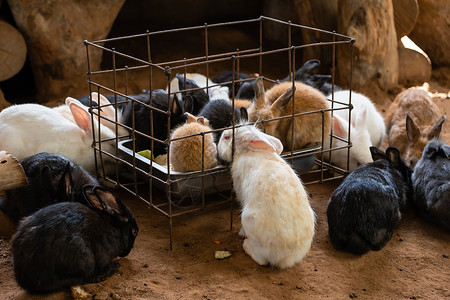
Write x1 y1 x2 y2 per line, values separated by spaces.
411 139 450 231
282 59 340 95
121 89 187 155
326 147 412 255
197 99 245 143
0 98 119 175
1 152 99 224
217 123 315 269
324 113 373 171
12 185 139 294
175 73 209 115
167 72 225 101
169 113 218 172
385 87 446 167
247 77 331 151
327 90 386 148
212 71 253 98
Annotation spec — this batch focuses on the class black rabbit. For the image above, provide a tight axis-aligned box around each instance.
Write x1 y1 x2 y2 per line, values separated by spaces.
121 89 187 155
176 73 209 115
197 99 243 144
12 185 138 294
326 147 412 255
212 71 253 98
411 139 450 231
1 152 99 224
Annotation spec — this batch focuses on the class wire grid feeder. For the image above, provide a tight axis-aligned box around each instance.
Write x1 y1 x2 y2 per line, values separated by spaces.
84 16 355 249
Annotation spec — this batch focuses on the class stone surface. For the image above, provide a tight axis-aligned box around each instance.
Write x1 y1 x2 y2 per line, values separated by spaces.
409 0 450 67
7 0 125 102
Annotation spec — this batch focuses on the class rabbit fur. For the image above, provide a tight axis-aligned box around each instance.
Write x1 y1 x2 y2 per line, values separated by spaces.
246 77 331 151
411 139 450 231
327 147 412 255
12 186 138 294
169 113 218 172
2 152 99 224
385 88 446 167
217 123 315 269
0 98 118 175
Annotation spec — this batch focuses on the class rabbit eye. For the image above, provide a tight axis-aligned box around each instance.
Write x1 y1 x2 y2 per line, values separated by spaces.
224 135 230 140
132 228 138 236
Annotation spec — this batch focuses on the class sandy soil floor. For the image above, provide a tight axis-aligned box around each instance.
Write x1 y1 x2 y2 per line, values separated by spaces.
0 61 449 299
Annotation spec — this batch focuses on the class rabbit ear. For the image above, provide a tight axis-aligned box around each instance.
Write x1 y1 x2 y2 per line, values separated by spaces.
332 116 347 139
386 147 402 168
67 98 94 134
185 112 197 124
91 92 116 121
196 116 205 125
246 129 281 154
93 187 128 222
441 145 450 159
427 115 446 140
370 146 386 161
171 95 183 116
240 107 249 122
56 163 73 201
254 77 266 109
183 95 194 114
83 185 103 211
406 112 420 144
424 142 440 159
298 59 320 75
259 131 283 154
271 85 295 115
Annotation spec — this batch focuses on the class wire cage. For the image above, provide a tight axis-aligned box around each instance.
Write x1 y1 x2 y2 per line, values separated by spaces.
84 16 355 249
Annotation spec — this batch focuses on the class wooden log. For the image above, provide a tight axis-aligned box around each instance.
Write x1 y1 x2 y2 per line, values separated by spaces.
393 0 419 40
0 19 27 82
337 0 398 90
0 151 27 192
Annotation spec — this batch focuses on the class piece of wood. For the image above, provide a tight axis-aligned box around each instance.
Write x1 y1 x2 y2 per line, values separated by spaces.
0 19 27 82
398 36 431 84
393 0 419 39
0 88 11 111
0 151 27 192
337 0 398 90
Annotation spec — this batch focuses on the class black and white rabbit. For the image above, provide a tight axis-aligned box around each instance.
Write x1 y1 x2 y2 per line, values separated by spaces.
411 139 450 231
197 99 246 144
12 185 139 294
175 73 209 115
1 152 99 224
121 89 187 155
212 71 253 98
327 147 412 255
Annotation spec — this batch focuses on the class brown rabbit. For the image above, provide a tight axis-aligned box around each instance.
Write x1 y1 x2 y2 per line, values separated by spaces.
169 112 218 172
385 88 446 167
246 78 331 151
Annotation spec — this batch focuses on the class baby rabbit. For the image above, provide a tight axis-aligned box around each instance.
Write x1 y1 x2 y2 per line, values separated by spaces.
0 98 118 175
324 113 372 171
411 139 450 231
197 99 245 143
2 152 99 224
217 124 315 269
247 77 331 151
385 87 446 167
121 89 187 155
12 185 138 294
327 147 412 255
175 73 209 115
169 113 218 172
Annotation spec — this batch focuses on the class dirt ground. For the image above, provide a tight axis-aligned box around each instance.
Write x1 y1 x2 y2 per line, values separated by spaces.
1 62 449 299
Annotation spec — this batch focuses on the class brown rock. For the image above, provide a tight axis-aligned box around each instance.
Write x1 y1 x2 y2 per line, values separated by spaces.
7 0 125 102
409 0 450 67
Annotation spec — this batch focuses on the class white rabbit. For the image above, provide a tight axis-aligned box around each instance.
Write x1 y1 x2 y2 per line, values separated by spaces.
327 90 386 147
324 112 373 171
52 93 129 139
167 72 229 101
217 123 315 269
0 98 118 175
